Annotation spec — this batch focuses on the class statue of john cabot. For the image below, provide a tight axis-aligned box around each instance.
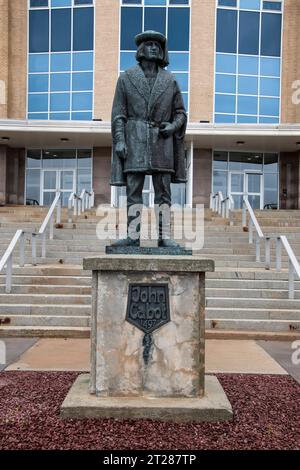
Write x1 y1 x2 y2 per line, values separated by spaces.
110 30 187 248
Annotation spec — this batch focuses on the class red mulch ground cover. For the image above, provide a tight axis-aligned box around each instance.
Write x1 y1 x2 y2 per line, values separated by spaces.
0 371 299 450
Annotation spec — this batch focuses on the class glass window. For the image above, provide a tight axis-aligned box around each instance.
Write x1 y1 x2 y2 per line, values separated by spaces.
168 53 189 71
27 150 42 168
30 0 48 7
259 116 279 123
218 0 236 6
264 173 278 206
28 113 48 119
174 73 188 92
240 0 261 9
50 73 71 92
51 53 71 72
121 7 142 50
78 150 92 168
28 94 48 113
216 54 236 73
29 10 49 53
216 9 237 53
144 8 166 35
237 115 257 123
263 1 282 11
73 52 93 71
239 11 260 55
72 72 93 91
259 97 280 116
216 74 236 93
238 55 259 75
238 95 258 115
74 0 93 4
169 0 189 4
73 7 94 51
213 151 228 170
26 169 41 205
122 0 142 3
215 114 235 123
50 113 70 120
52 0 71 6
72 92 93 111
120 52 136 70
215 94 236 114
29 74 49 93
229 152 263 171
145 0 166 4
168 8 190 51
71 112 93 120
260 77 280 96
260 57 280 76
264 153 278 172
238 76 258 95
261 13 282 57
29 54 49 73
213 171 228 195
51 9 71 52
50 93 70 111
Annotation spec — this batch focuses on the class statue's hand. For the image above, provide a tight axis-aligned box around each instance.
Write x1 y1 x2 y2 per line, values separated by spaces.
159 122 176 138
115 141 127 160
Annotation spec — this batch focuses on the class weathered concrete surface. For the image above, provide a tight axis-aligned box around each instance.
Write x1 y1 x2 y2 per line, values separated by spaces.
91 270 206 398
61 373 233 422
83 255 214 273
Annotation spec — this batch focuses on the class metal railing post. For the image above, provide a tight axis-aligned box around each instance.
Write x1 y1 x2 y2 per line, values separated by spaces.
265 236 271 270
41 232 46 259
56 194 61 224
289 261 295 300
249 218 254 244
32 233 37 266
276 237 282 272
19 232 25 268
6 255 12 294
242 202 247 227
256 237 261 263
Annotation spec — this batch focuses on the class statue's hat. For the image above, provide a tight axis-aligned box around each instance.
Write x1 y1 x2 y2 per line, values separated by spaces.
135 30 166 48
135 30 169 67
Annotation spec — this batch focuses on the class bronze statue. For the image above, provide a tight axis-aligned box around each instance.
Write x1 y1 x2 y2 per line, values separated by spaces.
110 30 187 248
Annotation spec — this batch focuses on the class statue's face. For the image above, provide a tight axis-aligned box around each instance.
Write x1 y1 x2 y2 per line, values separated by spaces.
143 41 161 62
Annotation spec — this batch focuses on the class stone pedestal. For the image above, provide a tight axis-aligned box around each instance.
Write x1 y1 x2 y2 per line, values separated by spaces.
61 255 233 422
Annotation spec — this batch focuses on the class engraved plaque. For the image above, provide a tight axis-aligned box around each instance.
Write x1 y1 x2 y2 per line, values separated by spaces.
126 284 170 334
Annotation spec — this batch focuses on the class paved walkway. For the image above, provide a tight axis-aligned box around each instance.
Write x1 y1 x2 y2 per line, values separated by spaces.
1 338 297 379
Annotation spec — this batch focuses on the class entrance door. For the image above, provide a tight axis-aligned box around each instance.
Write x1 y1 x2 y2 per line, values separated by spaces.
42 170 75 206
229 171 263 209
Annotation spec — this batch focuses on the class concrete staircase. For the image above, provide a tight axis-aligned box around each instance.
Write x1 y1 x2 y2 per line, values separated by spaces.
0 205 299 338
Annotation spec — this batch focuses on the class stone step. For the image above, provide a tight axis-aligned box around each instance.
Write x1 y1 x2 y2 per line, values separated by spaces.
206 297 300 309
206 278 300 289
204 318 300 332
206 288 300 299
0 325 90 338
0 266 89 276
0 304 90 315
0 284 91 294
206 307 300 321
0 293 90 305
0 315 89 327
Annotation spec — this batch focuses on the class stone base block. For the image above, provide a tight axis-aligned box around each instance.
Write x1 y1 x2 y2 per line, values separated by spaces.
105 246 193 256
61 374 233 423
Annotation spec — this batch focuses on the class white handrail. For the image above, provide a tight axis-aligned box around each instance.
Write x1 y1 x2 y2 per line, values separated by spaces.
275 236 300 299
31 192 61 264
242 197 264 262
0 230 26 293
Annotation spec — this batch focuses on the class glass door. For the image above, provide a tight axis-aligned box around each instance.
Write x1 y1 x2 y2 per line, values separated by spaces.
42 169 75 206
229 171 263 209
246 172 263 209
42 170 58 206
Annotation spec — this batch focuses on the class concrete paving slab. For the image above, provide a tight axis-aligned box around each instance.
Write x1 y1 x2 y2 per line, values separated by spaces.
257 340 300 384
5 338 288 376
206 340 288 375
5 338 90 371
0 337 38 371
61 374 233 422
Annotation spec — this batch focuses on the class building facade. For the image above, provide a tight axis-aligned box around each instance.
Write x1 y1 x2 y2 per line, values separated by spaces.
0 0 300 209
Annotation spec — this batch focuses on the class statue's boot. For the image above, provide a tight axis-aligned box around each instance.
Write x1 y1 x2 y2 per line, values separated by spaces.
111 237 140 247
156 208 181 249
